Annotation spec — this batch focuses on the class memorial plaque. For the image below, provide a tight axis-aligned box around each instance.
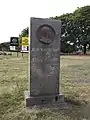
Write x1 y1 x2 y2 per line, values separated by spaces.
25 17 64 107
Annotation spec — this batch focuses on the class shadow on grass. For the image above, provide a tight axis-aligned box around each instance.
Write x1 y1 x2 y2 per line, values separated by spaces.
50 97 90 120
64 97 90 120
31 97 90 120
64 96 88 106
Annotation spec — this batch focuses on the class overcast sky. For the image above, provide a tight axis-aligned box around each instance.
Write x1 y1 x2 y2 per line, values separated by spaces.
0 0 89 43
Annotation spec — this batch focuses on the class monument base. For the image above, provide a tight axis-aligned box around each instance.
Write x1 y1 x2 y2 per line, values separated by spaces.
24 91 64 107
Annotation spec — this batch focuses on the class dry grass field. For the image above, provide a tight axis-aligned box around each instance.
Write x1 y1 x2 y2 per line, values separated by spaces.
0 53 90 120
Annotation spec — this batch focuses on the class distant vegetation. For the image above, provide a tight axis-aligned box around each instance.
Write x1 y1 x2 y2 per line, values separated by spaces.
0 5 90 54
0 27 29 52
52 5 90 54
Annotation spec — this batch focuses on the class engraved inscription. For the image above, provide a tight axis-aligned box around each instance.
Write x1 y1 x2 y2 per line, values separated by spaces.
31 48 60 63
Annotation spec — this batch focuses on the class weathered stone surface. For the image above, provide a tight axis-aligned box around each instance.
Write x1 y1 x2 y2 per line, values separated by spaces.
25 91 64 107
25 17 64 107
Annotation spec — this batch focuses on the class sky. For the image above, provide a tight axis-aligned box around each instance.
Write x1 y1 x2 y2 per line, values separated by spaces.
0 0 90 43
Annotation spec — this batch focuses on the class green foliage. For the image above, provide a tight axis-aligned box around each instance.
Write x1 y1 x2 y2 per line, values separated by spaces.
20 27 29 37
19 27 29 45
0 42 10 51
53 5 90 54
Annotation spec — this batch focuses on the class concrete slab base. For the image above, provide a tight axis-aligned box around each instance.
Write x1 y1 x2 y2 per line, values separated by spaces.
24 91 64 107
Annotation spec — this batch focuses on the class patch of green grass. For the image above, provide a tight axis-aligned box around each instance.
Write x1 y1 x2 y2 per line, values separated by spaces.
0 53 90 120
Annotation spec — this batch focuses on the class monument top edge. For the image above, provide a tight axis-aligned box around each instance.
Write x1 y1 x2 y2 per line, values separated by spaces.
30 17 61 22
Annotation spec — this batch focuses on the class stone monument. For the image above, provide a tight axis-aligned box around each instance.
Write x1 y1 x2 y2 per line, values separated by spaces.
25 17 64 107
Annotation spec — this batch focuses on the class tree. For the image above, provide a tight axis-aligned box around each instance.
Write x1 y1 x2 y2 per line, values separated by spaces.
52 5 90 54
73 6 90 54
18 27 29 51
0 42 10 51
19 27 29 44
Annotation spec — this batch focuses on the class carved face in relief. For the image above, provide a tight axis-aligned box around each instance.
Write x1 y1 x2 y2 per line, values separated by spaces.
36 25 55 44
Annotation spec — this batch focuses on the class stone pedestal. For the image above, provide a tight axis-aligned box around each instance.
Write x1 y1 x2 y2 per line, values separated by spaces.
25 91 64 107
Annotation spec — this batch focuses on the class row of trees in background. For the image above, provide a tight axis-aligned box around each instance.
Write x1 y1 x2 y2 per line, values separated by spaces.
52 5 90 54
0 5 90 54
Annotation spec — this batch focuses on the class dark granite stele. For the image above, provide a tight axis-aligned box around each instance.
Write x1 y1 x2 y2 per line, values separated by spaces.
24 17 65 108
24 91 64 107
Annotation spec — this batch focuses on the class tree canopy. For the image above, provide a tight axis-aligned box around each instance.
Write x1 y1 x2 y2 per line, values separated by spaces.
19 27 29 45
52 5 90 54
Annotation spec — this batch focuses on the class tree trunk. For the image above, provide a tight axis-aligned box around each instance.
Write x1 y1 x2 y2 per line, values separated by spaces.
88 44 90 50
84 44 87 54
